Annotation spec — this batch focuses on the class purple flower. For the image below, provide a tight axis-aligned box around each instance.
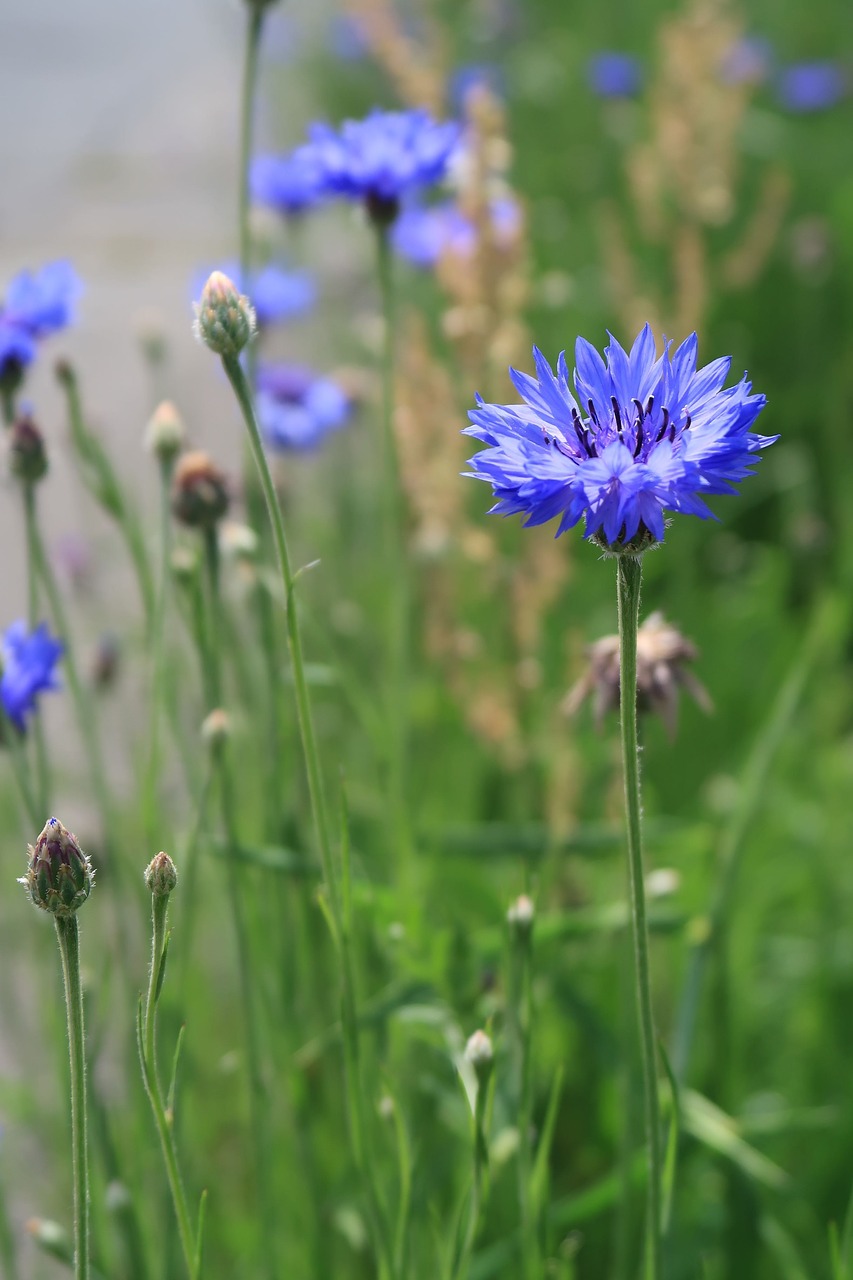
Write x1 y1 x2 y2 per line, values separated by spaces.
300 108 461 221
0 261 82 384
464 325 775 550
1 621 63 730
192 262 315 327
250 151 326 217
778 61 846 113
719 36 773 87
450 64 506 110
257 364 351 452
588 52 643 99
392 198 520 268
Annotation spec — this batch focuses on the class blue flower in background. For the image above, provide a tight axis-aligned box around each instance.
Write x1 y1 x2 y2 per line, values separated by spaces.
719 35 773 86
778 61 846 113
0 261 82 383
192 262 315 327
257 363 351 451
392 198 520 268
450 64 506 110
328 14 370 61
464 325 775 549
1 621 63 730
250 151 326 217
588 52 643 99
301 109 461 221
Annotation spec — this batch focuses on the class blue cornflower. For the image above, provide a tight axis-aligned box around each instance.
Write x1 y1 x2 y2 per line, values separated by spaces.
250 151 325 217
778 61 846 113
257 363 351 452
301 108 461 223
392 198 520 268
0 620 63 730
192 262 315 327
0 261 82 385
588 52 643 99
464 325 775 551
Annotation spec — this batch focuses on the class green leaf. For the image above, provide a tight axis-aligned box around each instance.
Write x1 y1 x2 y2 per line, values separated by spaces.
681 1089 788 1189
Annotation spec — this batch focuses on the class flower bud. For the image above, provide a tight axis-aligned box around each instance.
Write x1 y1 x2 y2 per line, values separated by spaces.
171 450 229 529
220 521 259 564
8 416 48 485
19 817 94 916
464 1029 494 1083
193 271 256 357
145 400 186 464
144 851 178 897
507 893 534 937
201 707 231 748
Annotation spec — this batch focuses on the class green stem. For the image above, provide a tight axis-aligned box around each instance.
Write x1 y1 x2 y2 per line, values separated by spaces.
55 915 90 1280
1 385 15 425
239 4 264 398
616 555 661 1280
22 483 51 816
142 457 175 849
454 1076 490 1280
221 354 337 916
375 227 412 873
511 931 536 1278
139 891 197 1278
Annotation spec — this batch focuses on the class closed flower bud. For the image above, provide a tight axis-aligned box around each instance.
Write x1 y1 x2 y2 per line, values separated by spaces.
464 1029 494 1081
19 817 94 916
145 400 186 464
507 893 534 936
201 707 231 748
171 450 229 529
144 851 178 897
8 416 48 485
193 271 256 357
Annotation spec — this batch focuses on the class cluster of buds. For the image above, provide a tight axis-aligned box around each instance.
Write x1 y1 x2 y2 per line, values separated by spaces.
193 271 255 358
19 818 94 917
8 415 48 486
171 451 229 529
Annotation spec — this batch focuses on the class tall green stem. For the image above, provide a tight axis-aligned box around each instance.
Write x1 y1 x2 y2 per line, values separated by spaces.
221 354 337 915
139 890 198 1278
55 916 90 1280
142 457 175 849
616 554 661 1280
239 4 264 399
22 483 51 816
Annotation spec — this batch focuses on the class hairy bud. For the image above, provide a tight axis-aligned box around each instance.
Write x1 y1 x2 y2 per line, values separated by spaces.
193 271 256 357
144 851 178 897
145 400 186 464
19 817 94 916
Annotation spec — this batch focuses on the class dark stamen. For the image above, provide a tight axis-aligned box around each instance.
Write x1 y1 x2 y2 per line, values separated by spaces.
587 398 599 427
572 409 595 457
633 424 644 458
655 407 670 443
683 412 692 431
632 398 645 422
611 396 624 436
668 424 676 442
646 395 655 416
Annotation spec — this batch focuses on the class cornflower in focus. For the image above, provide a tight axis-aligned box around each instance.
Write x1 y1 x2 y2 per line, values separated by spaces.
588 52 643 98
193 261 315 328
464 324 774 551
297 107 460 224
563 611 712 739
0 620 63 731
257 364 351 451
0 261 83 394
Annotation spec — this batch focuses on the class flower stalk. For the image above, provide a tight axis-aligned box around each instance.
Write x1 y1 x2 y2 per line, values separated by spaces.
55 915 90 1280
616 553 662 1280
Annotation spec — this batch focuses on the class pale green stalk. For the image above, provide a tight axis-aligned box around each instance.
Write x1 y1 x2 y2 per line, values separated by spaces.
55 915 90 1280
138 890 198 1278
238 3 264 396
509 924 536 1277
22 482 51 816
142 456 176 849
616 554 662 1280
453 1072 490 1280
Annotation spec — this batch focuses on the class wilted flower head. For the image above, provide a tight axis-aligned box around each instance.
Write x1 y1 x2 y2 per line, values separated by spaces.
250 151 326 217
193 262 315 329
778 61 846 113
464 325 774 552
0 261 82 387
300 108 461 224
19 817 94 917
563 611 712 739
392 197 520 269
171 451 229 529
588 52 643 99
1 621 63 731
257 363 351 452
8 415 48 485
193 271 256 357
